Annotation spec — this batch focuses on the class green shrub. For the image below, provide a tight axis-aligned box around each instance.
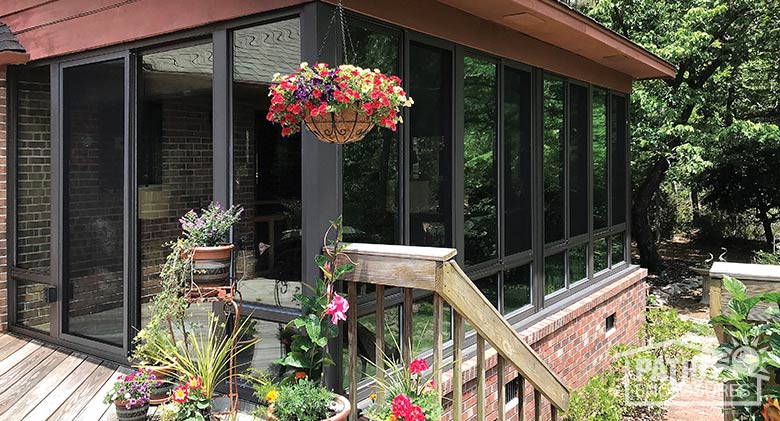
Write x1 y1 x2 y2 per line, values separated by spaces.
753 249 780 265
271 379 333 421
566 371 624 421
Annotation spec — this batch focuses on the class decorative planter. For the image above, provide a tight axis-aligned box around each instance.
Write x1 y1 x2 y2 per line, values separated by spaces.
303 108 374 144
114 401 149 421
263 394 351 421
183 244 234 288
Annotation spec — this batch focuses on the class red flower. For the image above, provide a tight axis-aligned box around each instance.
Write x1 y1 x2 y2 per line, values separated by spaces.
407 405 425 421
362 103 374 116
312 88 322 98
172 385 189 404
409 358 429 375
287 103 302 115
281 127 292 137
266 111 274 121
392 394 413 418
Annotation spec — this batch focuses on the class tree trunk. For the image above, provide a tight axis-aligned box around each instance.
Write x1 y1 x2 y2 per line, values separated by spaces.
631 157 670 273
759 212 775 246
691 186 701 225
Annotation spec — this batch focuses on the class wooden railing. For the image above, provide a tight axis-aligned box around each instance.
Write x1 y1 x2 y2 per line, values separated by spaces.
337 243 570 421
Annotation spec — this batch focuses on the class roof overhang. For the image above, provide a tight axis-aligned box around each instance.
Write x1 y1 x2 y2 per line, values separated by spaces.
0 22 28 65
435 0 675 80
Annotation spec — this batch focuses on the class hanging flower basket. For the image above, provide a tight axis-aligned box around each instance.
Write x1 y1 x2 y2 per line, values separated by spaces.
266 62 413 143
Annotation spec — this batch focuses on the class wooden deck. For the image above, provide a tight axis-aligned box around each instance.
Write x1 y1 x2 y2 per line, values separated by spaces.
0 332 254 421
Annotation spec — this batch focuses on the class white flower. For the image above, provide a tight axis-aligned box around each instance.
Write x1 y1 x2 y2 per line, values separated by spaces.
300 61 309 68
272 72 280 80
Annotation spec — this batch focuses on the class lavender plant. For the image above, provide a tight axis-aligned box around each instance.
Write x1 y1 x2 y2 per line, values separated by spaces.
179 202 243 246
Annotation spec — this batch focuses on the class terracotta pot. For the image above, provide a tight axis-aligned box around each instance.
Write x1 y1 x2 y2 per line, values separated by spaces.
183 244 234 287
114 400 149 421
303 108 375 144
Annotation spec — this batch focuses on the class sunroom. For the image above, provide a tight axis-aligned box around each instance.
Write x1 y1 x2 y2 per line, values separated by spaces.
1 0 674 418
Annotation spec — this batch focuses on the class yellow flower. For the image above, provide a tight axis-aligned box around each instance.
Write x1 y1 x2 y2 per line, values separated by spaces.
764 397 780 421
266 389 279 403
369 393 377 401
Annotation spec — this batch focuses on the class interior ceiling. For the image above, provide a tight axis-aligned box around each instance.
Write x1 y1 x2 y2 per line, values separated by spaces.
435 0 675 80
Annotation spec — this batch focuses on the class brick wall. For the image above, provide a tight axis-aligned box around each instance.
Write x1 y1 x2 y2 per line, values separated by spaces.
0 65 7 331
440 269 648 421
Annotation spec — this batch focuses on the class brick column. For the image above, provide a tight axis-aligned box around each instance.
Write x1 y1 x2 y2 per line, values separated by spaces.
0 65 8 331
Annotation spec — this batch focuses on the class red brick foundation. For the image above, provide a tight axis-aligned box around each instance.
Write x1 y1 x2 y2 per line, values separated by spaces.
441 268 648 421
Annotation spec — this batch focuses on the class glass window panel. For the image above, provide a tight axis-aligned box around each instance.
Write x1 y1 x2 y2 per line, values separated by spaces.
474 274 499 310
592 89 608 231
569 244 587 283
463 56 498 265
544 252 565 295
594 237 608 273
611 95 627 225
611 234 626 266
569 84 589 238
15 65 52 273
16 280 51 333
412 295 452 353
64 59 125 346
139 42 215 326
343 24 401 244
237 317 286 378
343 305 401 384
503 67 533 255
543 79 565 244
409 42 453 248
231 21 303 309
503 264 531 315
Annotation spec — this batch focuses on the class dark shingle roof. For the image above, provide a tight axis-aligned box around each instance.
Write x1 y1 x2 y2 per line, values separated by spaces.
0 23 25 53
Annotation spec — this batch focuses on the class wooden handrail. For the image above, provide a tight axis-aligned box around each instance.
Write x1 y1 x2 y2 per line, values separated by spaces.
337 243 570 419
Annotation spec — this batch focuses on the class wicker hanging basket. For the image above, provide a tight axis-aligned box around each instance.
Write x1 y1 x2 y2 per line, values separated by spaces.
303 107 375 144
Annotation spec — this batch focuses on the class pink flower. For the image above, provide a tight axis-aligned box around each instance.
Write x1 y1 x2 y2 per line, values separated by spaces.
325 293 349 324
409 358 429 375
392 394 413 418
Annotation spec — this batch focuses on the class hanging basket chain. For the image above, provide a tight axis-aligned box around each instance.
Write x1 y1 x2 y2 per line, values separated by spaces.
316 0 357 64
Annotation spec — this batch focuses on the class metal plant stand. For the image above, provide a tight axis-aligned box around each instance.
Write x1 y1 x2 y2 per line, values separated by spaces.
169 248 244 417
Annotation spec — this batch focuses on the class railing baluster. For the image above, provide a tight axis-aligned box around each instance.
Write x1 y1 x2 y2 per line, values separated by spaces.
497 355 506 421
402 287 414 365
375 284 385 406
432 292 443 404
452 310 464 421
534 389 542 421
347 281 358 421
476 335 486 421
518 375 526 421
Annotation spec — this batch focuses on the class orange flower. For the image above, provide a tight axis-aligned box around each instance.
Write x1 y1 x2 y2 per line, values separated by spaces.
295 371 307 380
764 398 780 421
186 376 202 390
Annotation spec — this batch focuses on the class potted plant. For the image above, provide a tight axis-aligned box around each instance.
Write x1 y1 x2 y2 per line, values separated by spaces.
104 369 160 421
130 322 178 404
165 376 213 421
267 62 413 144
178 202 243 288
244 217 355 420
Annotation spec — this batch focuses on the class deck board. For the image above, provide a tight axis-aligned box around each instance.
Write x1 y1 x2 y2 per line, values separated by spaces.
3 351 85 419
0 334 27 359
25 355 101 420
0 347 69 417
0 339 43 374
48 360 117 421
0 342 56 391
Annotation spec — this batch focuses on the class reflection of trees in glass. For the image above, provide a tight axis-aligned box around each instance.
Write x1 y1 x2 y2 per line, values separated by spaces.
342 25 400 244
545 252 565 294
463 56 497 265
593 89 608 230
568 244 587 282
594 238 608 273
611 95 627 225
504 265 531 314
611 234 625 265
503 68 533 255
409 43 452 248
543 79 565 243
569 85 589 237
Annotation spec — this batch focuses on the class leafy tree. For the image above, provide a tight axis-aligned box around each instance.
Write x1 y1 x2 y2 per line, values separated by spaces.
580 0 780 271
699 122 780 245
